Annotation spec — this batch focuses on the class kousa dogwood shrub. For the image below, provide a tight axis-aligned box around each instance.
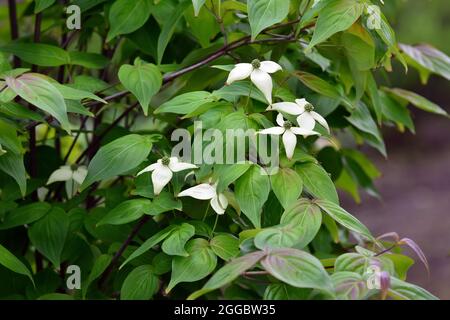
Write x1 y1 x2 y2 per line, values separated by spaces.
0 0 447 300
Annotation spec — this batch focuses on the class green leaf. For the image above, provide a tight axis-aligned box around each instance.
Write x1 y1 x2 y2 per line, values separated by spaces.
399 43 450 82
255 199 322 250
213 163 252 192
68 52 109 69
107 0 153 42
161 223 195 257
192 0 206 16
308 0 364 49
379 91 414 132
0 43 70 67
261 248 333 292
389 277 438 300
0 118 22 155
342 24 375 71
53 83 106 103
167 238 217 292
334 251 394 275
120 265 159 300
384 254 414 281
118 58 162 115
185 4 219 48
315 199 373 240
0 151 27 196
279 199 321 241
65 100 94 117
34 0 56 13
366 73 383 124
28 207 69 267
254 225 300 250
383 87 448 117
73 0 108 12
331 271 367 300
247 0 290 39
346 102 385 156
0 101 44 121
81 134 154 190
295 162 339 204
263 283 311 300
293 71 342 100
6 73 71 132
188 251 265 300
214 81 267 103
210 234 240 261
146 192 182 215
0 244 34 285
235 164 271 228
0 202 51 230
38 293 74 300
83 254 112 299
120 226 176 268
155 91 213 115
157 2 190 64
97 199 152 226
270 167 303 209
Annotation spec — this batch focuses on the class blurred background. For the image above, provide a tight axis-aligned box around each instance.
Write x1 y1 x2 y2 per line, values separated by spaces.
342 0 450 299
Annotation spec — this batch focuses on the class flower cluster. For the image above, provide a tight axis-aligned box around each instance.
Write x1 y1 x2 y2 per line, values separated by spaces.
228 59 329 159
141 59 330 214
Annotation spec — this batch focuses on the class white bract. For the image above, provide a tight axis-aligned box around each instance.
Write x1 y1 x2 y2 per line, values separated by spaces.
226 59 282 104
178 183 228 215
258 113 319 159
268 98 330 133
137 157 197 195
47 165 87 198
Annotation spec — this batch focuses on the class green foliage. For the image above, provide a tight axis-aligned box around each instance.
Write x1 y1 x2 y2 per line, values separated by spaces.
0 0 447 301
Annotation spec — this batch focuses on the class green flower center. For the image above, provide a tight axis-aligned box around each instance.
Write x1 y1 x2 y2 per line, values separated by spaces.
251 59 261 69
283 121 292 129
161 157 170 166
70 164 78 171
305 103 314 112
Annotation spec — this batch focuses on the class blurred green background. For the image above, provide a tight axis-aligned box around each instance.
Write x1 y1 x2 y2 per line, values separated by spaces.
344 0 450 299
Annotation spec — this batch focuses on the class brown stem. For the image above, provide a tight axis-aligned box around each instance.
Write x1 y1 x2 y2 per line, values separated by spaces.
7 0 20 67
28 12 43 202
75 102 137 164
375 244 397 257
25 19 302 130
98 216 150 289
63 116 88 163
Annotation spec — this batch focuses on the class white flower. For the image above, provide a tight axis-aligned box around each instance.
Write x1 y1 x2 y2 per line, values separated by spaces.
178 183 228 215
258 113 319 159
47 165 87 198
137 157 197 195
226 59 282 104
268 98 329 133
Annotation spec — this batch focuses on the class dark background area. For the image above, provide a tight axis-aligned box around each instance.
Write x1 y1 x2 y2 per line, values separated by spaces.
342 0 450 299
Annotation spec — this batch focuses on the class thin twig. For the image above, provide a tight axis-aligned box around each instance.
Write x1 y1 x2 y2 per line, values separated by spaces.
7 0 20 67
375 244 397 257
24 19 302 131
63 115 88 163
98 216 150 289
75 102 138 164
